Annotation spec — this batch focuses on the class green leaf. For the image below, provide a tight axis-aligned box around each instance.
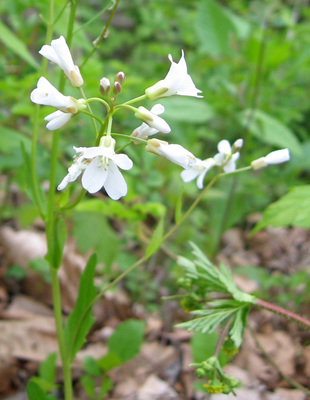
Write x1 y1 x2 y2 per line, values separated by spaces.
195 0 235 56
64 254 97 362
191 331 231 366
0 21 40 70
145 216 164 258
39 352 57 384
160 97 214 123
83 355 101 377
80 374 95 398
108 319 145 363
0 127 31 153
238 109 302 154
252 185 310 232
229 307 249 348
26 380 49 400
177 306 241 333
97 353 122 371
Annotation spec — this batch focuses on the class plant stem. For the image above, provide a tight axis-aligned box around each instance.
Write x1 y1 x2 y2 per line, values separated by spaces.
255 298 310 329
214 318 232 357
51 268 73 399
80 0 120 68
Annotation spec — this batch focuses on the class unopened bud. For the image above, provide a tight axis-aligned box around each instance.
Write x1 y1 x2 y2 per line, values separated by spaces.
99 77 111 96
113 81 122 95
115 71 126 85
232 138 243 152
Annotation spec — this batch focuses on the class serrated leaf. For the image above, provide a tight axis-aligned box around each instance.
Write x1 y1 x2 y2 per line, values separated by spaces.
26 380 49 400
145 216 164 258
64 254 97 362
229 307 249 348
177 307 239 333
238 109 302 154
108 319 145 363
0 21 40 70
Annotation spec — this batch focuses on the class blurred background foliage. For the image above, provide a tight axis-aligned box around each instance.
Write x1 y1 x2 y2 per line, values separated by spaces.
1 0 310 307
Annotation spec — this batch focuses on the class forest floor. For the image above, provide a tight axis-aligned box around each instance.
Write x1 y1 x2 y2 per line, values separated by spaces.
0 217 310 400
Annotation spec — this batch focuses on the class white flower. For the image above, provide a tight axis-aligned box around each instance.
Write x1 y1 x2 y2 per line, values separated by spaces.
181 158 216 189
145 50 202 101
146 139 196 169
131 104 166 139
39 36 84 87
251 149 290 170
44 110 73 131
30 77 80 112
135 106 171 134
213 139 240 173
58 138 133 200
57 155 87 191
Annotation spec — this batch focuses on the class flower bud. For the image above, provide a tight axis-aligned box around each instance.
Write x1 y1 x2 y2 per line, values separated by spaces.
251 149 290 170
115 71 126 85
232 138 243 152
100 77 111 96
135 106 171 133
113 81 122 95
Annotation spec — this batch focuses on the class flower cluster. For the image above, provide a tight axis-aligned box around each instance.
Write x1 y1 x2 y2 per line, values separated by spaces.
30 36 291 200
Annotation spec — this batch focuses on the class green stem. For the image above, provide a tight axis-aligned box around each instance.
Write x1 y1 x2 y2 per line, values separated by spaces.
79 87 99 138
60 188 86 211
85 97 110 110
51 268 73 400
80 0 120 68
115 94 147 107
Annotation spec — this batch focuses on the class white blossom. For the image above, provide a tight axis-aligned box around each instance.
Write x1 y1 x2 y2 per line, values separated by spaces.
30 77 85 130
145 50 202 101
135 106 171 134
213 139 240 173
181 158 216 189
146 139 196 169
39 36 84 87
251 149 290 170
132 104 166 139
31 77 80 111
44 110 73 131
58 138 133 200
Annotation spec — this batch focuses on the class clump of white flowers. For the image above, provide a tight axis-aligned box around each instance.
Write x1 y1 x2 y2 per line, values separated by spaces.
30 36 291 199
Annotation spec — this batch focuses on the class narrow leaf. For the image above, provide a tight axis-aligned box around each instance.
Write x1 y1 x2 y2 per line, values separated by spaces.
0 21 40 70
64 254 97 362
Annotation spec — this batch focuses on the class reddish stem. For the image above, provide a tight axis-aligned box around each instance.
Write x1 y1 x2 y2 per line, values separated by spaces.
256 298 310 329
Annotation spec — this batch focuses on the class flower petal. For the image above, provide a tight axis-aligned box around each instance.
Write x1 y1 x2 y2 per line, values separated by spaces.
103 161 128 200
181 168 200 183
74 146 105 159
81 157 108 193
44 110 72 130
110 153 133 170
217 140 232 155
